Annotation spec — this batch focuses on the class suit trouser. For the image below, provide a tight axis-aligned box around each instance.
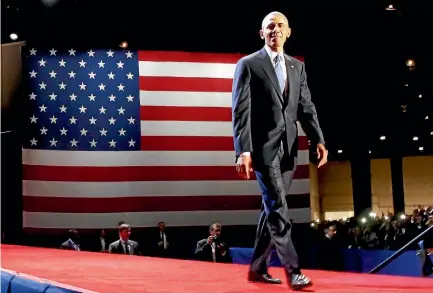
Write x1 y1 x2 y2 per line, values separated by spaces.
249 141 300 275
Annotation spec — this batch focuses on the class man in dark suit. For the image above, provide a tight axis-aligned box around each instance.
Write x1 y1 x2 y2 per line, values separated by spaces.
60 229 81 251
155 221 171 257
108 224 140 256
231 11 327 290
195 223 232 263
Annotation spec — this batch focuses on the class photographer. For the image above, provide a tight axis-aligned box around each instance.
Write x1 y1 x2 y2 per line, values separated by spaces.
194 223 232 263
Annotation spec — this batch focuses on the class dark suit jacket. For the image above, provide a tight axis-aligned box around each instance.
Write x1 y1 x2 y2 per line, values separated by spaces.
232 47 324 165
108 239 140 256
194 239 232 263
60 239 80 251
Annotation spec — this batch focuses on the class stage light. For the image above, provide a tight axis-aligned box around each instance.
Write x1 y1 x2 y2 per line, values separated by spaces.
413 136 419 141
419 146 424 151
337 149 343 154
369 212 376 218
120 41 128 49
401 105 407 112
310 223 315 227
361 218 367 223
400 214 406 219
315 219 320 223
425 116 429 120
405 84 408 86
419 94 423 98
380 136 386 140
406 59 415 70
384 216 389 220
369 150 371 154
430 131 433 136
386 5 396 11
9 33 18 41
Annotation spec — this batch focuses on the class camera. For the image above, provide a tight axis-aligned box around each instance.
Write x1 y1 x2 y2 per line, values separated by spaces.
212 235 221 244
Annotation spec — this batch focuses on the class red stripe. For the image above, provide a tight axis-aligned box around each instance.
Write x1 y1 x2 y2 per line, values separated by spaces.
22 164 309 182
23 193 310 213
140 136 234 151
139 76 232 92
140 106 231 122
140 136 309 151
138 51 244 63
138 50 304 64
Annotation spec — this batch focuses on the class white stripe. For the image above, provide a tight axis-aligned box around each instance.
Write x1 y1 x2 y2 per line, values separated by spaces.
23 208 311 228
139 61 236 79
140 121 306 137
140 91 232 107
141 121 231 137
22 149 310 166
23 179 310 198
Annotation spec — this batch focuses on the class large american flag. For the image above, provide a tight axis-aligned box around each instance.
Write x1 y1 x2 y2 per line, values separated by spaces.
22 48 311 232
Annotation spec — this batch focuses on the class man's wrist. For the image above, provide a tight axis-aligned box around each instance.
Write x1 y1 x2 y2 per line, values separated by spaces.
240 152 251 156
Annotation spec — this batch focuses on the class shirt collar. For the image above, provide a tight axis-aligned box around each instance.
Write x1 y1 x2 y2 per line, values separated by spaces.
264 45 284 62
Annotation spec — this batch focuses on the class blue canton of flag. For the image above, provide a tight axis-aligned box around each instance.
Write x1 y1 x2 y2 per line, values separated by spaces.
23 48 141 151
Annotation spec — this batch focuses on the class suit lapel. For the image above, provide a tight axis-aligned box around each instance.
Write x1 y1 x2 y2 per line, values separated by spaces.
284 55 296 105
258 48 284 105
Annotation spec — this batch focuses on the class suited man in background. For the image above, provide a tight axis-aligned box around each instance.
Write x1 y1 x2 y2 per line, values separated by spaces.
156 221 171 257
108 224 140 255
231 11 327 290
60 229 81 251
195 223 232 263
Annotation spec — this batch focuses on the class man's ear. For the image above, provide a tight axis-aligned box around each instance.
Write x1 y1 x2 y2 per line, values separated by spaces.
259 30 265 40
286 27 292 39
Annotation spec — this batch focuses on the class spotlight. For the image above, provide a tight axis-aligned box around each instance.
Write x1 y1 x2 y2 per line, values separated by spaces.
9 33 18 41
406 59 416 70
120 41 128 49
386 5 396 11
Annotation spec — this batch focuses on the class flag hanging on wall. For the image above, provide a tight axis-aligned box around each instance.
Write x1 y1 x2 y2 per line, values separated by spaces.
22 48 310 231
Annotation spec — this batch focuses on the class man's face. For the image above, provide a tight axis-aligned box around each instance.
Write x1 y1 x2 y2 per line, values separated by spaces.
119 228 131 239
260 14 291 50
211 227 221 237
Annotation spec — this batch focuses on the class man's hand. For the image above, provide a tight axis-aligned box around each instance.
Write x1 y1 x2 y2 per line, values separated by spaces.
317 143 328 168
236 155 253 179
207 236 214 245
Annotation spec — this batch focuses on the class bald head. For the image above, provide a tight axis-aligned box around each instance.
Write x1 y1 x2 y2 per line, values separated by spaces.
260 11 291 52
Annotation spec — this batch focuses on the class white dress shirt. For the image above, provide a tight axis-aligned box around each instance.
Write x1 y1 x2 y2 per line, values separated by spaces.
160 232 167 249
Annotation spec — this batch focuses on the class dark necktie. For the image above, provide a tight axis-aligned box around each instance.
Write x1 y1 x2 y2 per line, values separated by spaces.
124 241 130 255
274 55 285 93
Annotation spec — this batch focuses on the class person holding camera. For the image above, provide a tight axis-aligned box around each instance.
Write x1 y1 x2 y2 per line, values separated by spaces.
194 223 232 263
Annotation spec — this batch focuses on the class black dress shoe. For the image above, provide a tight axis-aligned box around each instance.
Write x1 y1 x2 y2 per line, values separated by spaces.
248 271 282 284
290 273 312 290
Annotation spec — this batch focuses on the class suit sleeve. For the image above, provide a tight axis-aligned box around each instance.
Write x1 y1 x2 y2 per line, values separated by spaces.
297 62 325 145
232 58 253 157
194 239 210 260
134 241 141 255
108 242 115 254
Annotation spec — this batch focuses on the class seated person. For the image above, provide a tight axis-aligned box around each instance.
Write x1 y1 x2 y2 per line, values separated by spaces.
195 223 231 263
108 224 140 255
60 229 81 251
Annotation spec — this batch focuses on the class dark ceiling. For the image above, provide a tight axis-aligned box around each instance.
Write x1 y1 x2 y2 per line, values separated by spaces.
2 0 432 159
